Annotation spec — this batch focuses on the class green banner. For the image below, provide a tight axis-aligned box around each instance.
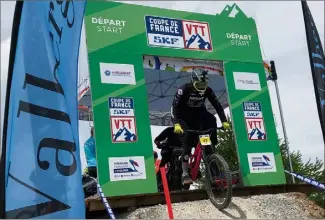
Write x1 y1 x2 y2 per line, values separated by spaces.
224 61 286 185
84 1 285 196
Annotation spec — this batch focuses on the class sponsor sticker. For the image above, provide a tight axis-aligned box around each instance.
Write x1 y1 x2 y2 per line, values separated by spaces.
247 153 277 173
108 156 146 181
233 72 261 91
145 15 212 51
243 102 266 140
109 97 137 142
100 63 136 85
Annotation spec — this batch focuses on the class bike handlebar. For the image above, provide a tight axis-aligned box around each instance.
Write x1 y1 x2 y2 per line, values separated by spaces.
186 126 224 135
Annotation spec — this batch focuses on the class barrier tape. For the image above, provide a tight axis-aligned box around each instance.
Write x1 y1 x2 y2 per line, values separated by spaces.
88 176 116 219
284 170 325 191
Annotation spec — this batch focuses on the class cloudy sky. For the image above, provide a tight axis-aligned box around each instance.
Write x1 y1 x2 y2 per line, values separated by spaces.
1 1 324 164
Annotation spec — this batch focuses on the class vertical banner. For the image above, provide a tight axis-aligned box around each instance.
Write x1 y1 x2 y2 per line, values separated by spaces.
301 1 325 143
1 1 86 218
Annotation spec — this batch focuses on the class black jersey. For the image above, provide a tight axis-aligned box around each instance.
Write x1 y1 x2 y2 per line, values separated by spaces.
171 83 227 124
154 127 182 148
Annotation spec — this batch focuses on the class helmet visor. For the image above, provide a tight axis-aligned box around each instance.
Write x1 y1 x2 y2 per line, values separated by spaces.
193 81 208 91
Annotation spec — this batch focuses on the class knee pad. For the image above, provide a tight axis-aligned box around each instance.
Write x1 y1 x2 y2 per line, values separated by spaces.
182 154 189 162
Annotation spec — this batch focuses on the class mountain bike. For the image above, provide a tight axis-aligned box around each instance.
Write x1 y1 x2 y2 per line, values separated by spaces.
159 126 232 209
158 145 193 192
186 127 232 210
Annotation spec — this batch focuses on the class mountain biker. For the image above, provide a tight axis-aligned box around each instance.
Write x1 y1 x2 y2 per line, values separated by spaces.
171 68 230 185
84 127 97 178
154 127 182 190
154 126 182 169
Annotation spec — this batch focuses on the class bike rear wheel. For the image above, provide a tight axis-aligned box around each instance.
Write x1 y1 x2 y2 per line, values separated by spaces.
204 153 232 210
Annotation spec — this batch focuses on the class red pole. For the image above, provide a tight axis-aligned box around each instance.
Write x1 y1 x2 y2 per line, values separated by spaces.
160 167 174 219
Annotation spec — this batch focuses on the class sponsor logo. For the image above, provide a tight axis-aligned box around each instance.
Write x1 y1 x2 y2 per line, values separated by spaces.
182 20 212 51
108 156 146 181
92 17 126 34
243 102 266 141
105 70 131 77
226 32 252 47
247 153 277 173
105 70 111 76
109 97 137 142
100 63 136 85
245 118 266 140
233 72 261 91
154 36 180 45
145 15 212 51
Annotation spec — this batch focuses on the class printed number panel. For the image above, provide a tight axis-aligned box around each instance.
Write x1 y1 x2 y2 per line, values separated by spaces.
199 134 211 146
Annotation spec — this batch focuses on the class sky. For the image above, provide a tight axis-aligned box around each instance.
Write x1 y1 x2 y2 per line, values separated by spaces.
1 1 324 165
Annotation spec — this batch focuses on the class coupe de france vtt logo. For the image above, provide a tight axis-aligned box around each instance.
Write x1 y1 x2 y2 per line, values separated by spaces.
182 20 212 51
145 15 213 52
242 101 267 141
109 97 137 143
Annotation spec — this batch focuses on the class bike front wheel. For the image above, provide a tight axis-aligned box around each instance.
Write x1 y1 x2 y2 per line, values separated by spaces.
204 153 232 210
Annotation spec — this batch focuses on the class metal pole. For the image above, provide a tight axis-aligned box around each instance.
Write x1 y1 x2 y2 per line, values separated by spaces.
274 80 295 183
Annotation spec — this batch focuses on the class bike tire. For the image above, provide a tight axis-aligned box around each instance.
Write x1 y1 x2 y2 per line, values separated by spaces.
167 158 183 191
204 153 232 210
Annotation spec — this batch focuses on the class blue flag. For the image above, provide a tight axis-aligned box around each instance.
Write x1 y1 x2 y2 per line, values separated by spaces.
1 1 86 218
302 1 325 143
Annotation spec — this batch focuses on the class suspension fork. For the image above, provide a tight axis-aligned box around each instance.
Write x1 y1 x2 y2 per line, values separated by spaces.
202 144 217 183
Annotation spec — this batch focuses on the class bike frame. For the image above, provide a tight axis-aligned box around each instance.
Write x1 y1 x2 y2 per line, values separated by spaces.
189 141 207 181
187 127 223 182
188 136 238 186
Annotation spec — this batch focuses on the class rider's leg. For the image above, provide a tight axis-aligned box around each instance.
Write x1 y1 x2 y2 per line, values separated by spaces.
202 112 222 178
202 111 218 155
88 166 98 178
160 148 172 167
180 119 198 185
181 138 193 185
157 148 173 185
202 111 218 153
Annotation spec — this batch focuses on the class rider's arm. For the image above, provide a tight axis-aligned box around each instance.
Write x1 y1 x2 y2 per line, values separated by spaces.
206 87 227 123
154 127 171 144
171 85 186 124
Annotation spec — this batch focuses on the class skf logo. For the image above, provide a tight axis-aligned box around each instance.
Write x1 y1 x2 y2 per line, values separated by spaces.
182 21 212 51
154 36 179 45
